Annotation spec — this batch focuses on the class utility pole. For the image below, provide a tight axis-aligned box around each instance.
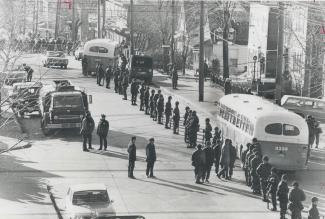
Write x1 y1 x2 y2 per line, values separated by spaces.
55 0 61 39
130 0 134 55
102 0 106 38
275 2 284 105
97 0 101 38
72 0 76 41
199 1 204 102
35 0 39 36
170 0 175 67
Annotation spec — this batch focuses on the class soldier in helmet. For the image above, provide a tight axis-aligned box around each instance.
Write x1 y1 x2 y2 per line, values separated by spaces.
149 89 156 118
266 167 279 211
257 155 272 202
164 96 172 129
172 101 180 134
157 94 164 124
144 86 150 114
308 197 320 219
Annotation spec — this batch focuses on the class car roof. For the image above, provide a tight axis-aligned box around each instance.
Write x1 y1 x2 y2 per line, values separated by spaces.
69 183 107 192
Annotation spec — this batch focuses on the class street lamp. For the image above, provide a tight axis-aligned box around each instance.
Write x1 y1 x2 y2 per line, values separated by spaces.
253 55 257 82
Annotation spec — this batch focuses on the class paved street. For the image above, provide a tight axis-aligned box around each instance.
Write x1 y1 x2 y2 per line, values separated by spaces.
0 54 324 219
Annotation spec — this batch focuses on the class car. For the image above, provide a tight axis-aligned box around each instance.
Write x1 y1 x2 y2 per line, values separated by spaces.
65 183 116 219
97 216 145 219
75 46 84 60
42 51 69 69
0 70 27 101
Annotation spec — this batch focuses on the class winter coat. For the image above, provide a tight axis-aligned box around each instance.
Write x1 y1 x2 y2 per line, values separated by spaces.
189 115 199 132
277 181 289 203
267 173 279 194
308 205 320 219
97 118 109 136
256 163 272 180
173 107 180 120
146 143 156 163
80 116 95 135
203 147 214 166
144 90 150 105
229 144 237 168
131 82 138 94
289 187 306 211
127 142 137 161
165 101 172 116
220 144 231 166
204 123 212 139
192 149 206 167
157 97 164 113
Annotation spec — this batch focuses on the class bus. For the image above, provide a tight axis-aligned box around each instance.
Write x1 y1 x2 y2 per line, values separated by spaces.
129 55 153 83
82 39 119 75
215 94 308 170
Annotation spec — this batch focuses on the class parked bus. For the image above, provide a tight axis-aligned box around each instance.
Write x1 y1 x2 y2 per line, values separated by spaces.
215 94 308 170
281 95 325 123
82 39 119 75
129 55 153 83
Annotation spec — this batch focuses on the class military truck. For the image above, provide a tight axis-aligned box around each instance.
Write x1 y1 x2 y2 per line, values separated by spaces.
39 80 92 135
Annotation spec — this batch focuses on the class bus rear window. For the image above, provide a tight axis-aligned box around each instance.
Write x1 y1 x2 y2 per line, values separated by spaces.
89 46 108 53
265 123 282 135
283 124 300 136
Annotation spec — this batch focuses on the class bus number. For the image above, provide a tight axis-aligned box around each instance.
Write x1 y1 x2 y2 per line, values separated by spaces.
275 146 288 152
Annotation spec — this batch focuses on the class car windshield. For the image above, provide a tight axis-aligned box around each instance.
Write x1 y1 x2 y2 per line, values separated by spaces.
53 95 83 109
48 51 65 57
72 190 109 205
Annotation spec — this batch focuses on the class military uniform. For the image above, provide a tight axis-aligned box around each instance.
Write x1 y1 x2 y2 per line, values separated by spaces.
130 81 139 105
157 95 164 124
105 66 112 88
149 91 156 118
203 145 214 182
257 162 272 201
267 173 279 210
277 180 289 219
144 87 150 114
164 99 172 128
139 84 145 111
250 154 262 194
172 104 180 134
114 69 119 93
289 186 306 219
122 74 129 100
213 140 222 174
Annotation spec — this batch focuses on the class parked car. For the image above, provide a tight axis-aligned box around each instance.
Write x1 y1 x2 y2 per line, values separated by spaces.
0 70 27 102
75 46 84 60
65 183 116 219
42 51 68 69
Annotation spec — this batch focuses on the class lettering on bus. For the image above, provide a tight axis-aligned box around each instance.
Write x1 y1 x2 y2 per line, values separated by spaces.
275 146 288 152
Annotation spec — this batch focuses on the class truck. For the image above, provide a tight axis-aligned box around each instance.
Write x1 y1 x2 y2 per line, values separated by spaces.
128 55 153 83
39 80 92 135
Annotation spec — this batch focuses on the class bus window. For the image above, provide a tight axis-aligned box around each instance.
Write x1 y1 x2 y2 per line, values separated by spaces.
283 124 300 136
304 100 313 107
89 46 99 52
265 123 282 135
98 47 108 53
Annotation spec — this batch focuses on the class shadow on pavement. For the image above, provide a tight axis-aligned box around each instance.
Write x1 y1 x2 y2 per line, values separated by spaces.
154 81 191 89
89 150 146 162
0 154 61 205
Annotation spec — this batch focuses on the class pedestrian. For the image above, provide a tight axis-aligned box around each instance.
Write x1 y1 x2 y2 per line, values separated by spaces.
308 197 320 219
191 144 206 184
97 63 105 86
139 83 145 111
96 114 109 150
224 78 232 95
188 111 199 148
114 68 119 93
105 65 112 89
257 155 272 202
164 96 172 129
252 138 262 154
122 71 129 100
172 101 180 134
250 150 262 194
183 106 190 143
217 139 231 180
146 138 157 178
266 167 279 211
277 174 289 219
80 111 95 151
157 94 164 124
228 140 237 180
213 127 222 142
172 66 178 89
118 71 124 95
203 118 212 145
153 90 161 121
213 139 222 174
149 89 156 118
288 181 306 219
127 136 137 179
130 79 139 105
203 141 214 183
246 148 256 187
314 121 322 149
306 115 316 148
23 64 34 82
144 86 150 114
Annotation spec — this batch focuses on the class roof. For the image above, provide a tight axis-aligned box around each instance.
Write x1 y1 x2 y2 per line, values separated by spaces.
52 91 82 97
84 39 119 49
281 95 325 103
69 183 107 192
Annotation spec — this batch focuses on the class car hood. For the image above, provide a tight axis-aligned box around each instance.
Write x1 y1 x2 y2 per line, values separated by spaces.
71 202 116 216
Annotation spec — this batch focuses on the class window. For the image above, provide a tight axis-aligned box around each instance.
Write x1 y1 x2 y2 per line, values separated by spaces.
89 46 108 53
283 124 300 136
265 123 282 135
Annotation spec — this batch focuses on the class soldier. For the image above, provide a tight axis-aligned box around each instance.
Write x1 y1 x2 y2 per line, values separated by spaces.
23 64 34 82
157 94 165 124
242 143 252 186
250 150 262 194
122 71 129 100
96 114 109 150
82 57 88 76
153 90 161 121
214 127 222 141
204 118 213 145
164 96 172 129
114 67 119 93
146 138 157 178
228 140 237 180
246 148 256 187
289 181 306 219
217 139 231 179
118 71 124 95
149 89 156 118
308 197 320 219
188 111 199 148
203 141 214 183
172 101 180 134
183 106 190 143
185 110 193 146
192 144 206 184
144 86 150 114
266 167 279 211
105 65 112 89
130 79 139 105
252 138 262 154
80 111 95 151
257 155 272 202
172 66 178 89
213 139 222 174
277 174 289 219
127 136 137 179
139 83 146 111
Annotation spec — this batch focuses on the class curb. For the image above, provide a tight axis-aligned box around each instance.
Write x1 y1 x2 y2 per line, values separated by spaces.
47 185 64 219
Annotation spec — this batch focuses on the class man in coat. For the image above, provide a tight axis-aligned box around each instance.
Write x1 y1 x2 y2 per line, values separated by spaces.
105 65 112 89
146 138 157 178
114 68 120 93
308 197 320 219
192 144 206 184
183 106 190 143
139 83 146 111
127 136 137 178
188 111 199 148
277 174 289 219
250 150 262 194
80 111 95 151
144 86 150 114
97 114 109 150
172 101 180 134
130 79 139 105
204 118 213 145
267 167 279 211
149 89 156 118
203 141 214 183
122 71 129 100
289 181 306 219
172 66 178 89
213 139 222 174
257 155 272 202
157 94 164 125
164 96 172 129
217 139 231 179
23 64 34 82
228 140 237 180
224 78 232 95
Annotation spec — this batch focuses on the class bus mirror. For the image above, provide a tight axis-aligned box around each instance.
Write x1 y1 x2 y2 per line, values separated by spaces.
88 95 92 104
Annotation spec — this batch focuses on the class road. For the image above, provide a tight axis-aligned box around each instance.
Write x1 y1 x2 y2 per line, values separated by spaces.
0 54 324 219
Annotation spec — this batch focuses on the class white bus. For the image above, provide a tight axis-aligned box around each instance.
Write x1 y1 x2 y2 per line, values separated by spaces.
215 94 308 170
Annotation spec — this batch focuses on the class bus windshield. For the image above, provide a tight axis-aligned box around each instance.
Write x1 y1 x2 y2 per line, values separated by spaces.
132 57 153 68
53 95 83 109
